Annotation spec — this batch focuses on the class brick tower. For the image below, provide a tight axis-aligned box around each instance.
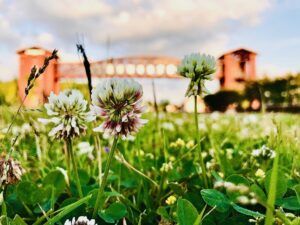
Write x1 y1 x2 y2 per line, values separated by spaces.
217 48 257 90
17 46 59 107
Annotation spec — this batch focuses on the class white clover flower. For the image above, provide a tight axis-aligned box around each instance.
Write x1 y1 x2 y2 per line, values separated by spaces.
0 158 25 188
214 181 224 188
198 123 207 131
186 140 195 149
175 118 184 126
64 216 97 225
226 149 234 159
251 145 276 159
21 123 32 134
210 111 220 120
211 124 220 130
255 168 265 178
250 198 257 205
160 162 173 173
77 142 94 160
237 196 250 205
243 115 258 124
38 90 94 140
251 149 261 157
91 78 147 139
238 185 249 194
170 138 185 148
178 53 216 97
12 126 21 136
161 122 174 131
223 182 236 192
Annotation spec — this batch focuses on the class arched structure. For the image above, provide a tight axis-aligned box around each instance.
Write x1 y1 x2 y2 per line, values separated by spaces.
17 46 181 106
59 56 180 79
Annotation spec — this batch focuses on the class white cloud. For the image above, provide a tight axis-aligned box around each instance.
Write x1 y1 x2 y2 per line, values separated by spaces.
36 32 54 46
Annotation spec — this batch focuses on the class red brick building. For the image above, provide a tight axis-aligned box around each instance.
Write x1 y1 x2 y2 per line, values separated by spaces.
17 47 59 106
217 48 257 90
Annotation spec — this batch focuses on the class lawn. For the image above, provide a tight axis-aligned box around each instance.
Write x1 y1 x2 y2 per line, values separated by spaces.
1 103 300 224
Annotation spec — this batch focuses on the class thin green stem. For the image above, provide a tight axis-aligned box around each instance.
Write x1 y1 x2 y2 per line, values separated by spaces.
44 194 91 225
115 151 159 187
93 136 118 218
94 134 102 186
264 148 279 225
194 95 208 188
66 138 83 198
63 142 71 184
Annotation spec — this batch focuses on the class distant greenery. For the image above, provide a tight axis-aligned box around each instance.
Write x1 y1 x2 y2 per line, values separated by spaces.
204 90 241 112
245 74 300 107
0 80 18 105
1 73 300 111
204 73 300 112
60 82 91 100
0 81 90 106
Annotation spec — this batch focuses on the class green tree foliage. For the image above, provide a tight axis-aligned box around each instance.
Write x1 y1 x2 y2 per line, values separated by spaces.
0 80 18 105
204 73 300 111
204 90 241 112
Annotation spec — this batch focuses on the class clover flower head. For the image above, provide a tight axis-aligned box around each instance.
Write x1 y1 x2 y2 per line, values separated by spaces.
91 78 147 139
178 53 216 96
255 168 265 178
160 162 173 173
186 140 195 149
64 216 97 225
165 195 177 205
170 138 185 148
161 122 174 131
77 142 94 160
0 158 25 188
251 145 276 159
237 196 250 205
38 90 94 140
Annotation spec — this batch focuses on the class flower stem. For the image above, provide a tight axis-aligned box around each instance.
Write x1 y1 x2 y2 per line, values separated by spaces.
95 134 102 186
194 95 208 188
66 138 83 198
93 136 118 218
63 142 71 182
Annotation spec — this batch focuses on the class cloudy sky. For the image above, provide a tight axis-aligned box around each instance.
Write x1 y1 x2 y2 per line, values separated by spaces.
0 0 299 82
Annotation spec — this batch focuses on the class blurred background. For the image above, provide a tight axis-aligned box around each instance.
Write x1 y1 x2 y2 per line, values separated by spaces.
0 0 300 112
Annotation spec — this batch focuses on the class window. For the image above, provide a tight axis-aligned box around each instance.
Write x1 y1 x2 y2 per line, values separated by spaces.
156 64 165 75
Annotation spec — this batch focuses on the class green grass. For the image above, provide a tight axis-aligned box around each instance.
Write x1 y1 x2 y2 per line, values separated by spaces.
0 106 300 225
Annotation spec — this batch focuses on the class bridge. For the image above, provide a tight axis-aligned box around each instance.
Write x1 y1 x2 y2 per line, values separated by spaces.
59 56 180 79
17 46 256 107
17 47 181 106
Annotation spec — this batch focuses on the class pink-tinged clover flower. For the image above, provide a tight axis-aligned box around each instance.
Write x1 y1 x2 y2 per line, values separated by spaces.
0 158 25 188
38 90 94 140
64 216 97 225
91 78 147 139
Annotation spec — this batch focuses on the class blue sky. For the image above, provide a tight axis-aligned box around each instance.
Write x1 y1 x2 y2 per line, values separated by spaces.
0 0 299 103
227 0 300 76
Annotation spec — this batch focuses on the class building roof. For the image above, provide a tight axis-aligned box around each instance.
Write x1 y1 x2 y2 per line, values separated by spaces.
218 47 257 59
17 46 53 55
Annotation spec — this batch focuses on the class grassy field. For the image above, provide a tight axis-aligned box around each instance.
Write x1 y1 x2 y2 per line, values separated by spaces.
0 102 300 225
